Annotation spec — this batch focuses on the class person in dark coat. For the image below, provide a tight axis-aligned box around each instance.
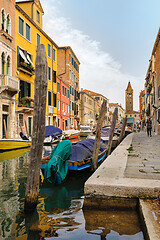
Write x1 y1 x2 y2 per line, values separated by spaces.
146 117 152 137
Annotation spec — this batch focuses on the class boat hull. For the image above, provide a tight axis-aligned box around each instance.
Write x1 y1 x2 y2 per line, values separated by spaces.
0 139 31 152
41 149 107 172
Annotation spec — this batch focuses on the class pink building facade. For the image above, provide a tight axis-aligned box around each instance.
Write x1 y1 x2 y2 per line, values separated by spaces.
57 77 70 130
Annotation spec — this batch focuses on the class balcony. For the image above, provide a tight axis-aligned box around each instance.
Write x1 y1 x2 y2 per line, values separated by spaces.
17 97 34 113
0 75 19 96
18 62 35 76
0 29 13 42
48 106 53 114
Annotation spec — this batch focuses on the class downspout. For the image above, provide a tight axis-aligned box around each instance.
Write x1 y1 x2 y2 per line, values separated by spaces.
31 1 34 20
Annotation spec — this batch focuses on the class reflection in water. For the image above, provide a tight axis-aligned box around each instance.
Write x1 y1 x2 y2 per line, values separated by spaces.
0 146 144 239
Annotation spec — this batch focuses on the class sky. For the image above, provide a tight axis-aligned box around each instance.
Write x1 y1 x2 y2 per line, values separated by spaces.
40 0 160 110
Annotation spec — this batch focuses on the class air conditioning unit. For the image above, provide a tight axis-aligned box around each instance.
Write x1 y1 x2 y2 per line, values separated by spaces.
48 106 53 114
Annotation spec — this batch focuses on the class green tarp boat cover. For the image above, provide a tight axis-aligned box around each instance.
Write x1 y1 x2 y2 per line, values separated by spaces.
44 140 72 185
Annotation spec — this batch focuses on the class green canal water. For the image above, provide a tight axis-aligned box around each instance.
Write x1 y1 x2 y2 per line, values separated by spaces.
0 146 144 239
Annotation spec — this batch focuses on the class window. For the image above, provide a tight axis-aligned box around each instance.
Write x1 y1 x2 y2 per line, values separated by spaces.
53 48 56 61
48 66 51 80
48 44 51 57
58 118 60 128
6 14 11 34
37 10 40 23
48 91 51 106
68 90 70 98
62 86 64 95
65 87 67 97
19 80 31 103
53 93 57 107
69 54 71 62
65 103 67 112
57 82 60 93
53 70 56 83
1 9 5 30
19 114 24 127
37 33 40 47
19 17 24 36
62 102 64 111
69 69 71 79
26 23 30 41
58 100 60 110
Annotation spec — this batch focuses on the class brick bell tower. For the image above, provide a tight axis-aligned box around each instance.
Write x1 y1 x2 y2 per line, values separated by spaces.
125 81 133 113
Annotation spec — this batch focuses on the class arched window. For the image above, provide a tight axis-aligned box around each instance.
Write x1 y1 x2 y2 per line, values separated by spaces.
1 52 5 74
6 55 11 75
1 9 5 30
6 14 11 34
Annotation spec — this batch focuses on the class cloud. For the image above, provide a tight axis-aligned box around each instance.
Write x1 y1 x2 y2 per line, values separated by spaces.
41 0 143 110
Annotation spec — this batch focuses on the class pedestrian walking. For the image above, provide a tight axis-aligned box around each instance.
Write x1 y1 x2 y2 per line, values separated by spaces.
146 117 152 137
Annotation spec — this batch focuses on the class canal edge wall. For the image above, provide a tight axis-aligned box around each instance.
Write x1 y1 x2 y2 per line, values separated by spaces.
84 132 160 240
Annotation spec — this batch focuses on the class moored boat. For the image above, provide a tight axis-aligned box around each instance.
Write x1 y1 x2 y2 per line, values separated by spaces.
62 129 80 141
44 125 62 145
0 139 31 152
41 139 107 185
79 125 92 137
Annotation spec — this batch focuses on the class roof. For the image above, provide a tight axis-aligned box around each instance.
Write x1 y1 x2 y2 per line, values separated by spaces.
82 89 108 100
109 103 119 106
126 111 140 114
126 81 133 91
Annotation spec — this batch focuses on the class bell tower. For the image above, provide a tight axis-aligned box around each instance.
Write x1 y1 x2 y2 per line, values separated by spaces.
125 81 133 113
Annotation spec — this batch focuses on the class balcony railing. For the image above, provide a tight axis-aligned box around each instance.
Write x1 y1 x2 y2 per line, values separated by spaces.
18 62 35 76
0 74 19 95
18 97 34 109
48 106 53 114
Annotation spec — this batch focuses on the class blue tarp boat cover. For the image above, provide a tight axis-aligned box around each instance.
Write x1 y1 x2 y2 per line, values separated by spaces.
101 127 110 137
44 140 72 185
70 139 107 163
45 125 62 138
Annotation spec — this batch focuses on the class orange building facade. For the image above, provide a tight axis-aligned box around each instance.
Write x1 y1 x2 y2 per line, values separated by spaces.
57 46 80 129
57 77 70 130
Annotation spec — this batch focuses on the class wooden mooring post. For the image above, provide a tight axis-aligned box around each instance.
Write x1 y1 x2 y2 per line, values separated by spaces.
24 44 48 212
107 107 118 157
118 116 127 143
92 101 107 171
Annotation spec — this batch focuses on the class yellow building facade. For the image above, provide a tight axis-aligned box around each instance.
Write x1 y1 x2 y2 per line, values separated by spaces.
15 1 58 137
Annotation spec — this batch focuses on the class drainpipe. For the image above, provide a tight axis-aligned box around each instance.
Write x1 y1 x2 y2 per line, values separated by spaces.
31 1 34 20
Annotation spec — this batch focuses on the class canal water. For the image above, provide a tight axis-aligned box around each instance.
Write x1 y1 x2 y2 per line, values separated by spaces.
0 146 145 239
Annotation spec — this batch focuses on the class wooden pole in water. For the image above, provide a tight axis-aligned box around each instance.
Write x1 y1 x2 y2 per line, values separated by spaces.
3 119 8 139
24 44 48 212
107 107 118 157
118 116 127 143
92 101 107 171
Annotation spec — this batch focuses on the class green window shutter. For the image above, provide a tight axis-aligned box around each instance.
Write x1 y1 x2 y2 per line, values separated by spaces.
37 34 40 47
53 48 55 61
26 24 30 41
19 17 24 35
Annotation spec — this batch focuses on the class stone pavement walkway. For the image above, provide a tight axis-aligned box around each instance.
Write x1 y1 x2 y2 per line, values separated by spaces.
84 132 160 240
125 131 160 179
